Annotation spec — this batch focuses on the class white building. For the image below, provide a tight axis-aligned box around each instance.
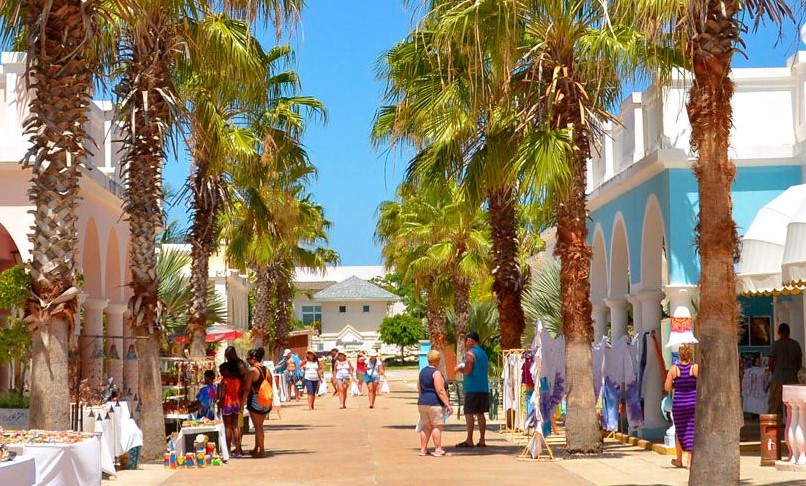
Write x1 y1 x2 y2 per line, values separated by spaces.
293 266 402 354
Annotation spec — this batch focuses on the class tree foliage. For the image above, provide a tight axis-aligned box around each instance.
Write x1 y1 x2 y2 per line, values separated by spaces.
379 314 425 351
0 266 32 365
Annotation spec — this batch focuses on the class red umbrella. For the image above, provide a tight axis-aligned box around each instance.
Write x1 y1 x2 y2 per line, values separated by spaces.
172 324 243 343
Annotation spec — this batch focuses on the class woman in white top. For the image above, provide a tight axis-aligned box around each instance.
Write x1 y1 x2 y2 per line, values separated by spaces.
302 351 323 410
334 351 354 409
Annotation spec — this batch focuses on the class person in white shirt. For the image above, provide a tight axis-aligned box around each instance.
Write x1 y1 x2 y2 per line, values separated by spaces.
365 350 386 409
302 350 324 410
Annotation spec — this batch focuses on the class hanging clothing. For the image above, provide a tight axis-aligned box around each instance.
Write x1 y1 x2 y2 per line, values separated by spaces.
601 377 620 431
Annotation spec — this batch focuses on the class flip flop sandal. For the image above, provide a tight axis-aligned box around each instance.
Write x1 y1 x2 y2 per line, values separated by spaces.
418 451 431 456
432 450 447 457
671 459 684 468
475 442 487 447
454 441 474 448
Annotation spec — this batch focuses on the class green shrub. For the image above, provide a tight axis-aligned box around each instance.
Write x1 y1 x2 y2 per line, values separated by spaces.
0 392 29 409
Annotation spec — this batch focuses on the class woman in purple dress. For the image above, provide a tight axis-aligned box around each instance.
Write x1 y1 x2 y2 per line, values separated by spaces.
664 343 698 468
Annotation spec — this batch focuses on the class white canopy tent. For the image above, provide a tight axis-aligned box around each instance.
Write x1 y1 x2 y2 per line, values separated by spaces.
738 184 806 295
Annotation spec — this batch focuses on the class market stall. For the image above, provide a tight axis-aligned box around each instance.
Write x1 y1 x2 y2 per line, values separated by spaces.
81 400 143 475
161 357 216 432
170 419 229 462
2 431 101 486
0 453 36 486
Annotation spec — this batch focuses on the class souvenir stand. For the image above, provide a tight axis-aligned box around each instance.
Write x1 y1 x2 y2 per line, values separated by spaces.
161 357 216 432
170 418 229 463
519 321 554 461
0 452 35 486
1 430 102 485
500 349 529 444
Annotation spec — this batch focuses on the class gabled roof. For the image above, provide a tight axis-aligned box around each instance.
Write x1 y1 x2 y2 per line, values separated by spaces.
312 276 400 302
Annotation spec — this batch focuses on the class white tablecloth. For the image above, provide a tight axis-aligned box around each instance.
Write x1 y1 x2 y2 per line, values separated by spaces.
173 425 229 462
0 454 36 486
11 437 101 486
83 401 144 475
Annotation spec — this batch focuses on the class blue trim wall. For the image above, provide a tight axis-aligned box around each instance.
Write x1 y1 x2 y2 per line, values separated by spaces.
589 165 802 287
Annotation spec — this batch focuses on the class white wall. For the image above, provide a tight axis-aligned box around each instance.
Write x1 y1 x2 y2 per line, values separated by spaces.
320 301 391 335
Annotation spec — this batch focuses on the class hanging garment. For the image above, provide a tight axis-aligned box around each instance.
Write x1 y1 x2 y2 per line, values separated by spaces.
625 337 644 428
601 376 620 431
592 337 607 400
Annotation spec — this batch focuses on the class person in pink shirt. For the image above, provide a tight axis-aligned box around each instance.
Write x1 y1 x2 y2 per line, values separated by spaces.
355 351 367 396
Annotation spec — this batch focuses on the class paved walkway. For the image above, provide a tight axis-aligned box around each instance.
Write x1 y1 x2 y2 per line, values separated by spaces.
105 368 806 485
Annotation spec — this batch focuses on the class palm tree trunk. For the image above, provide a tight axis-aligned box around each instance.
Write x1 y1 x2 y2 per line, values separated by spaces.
555 99 601 454
487 186 525 350
274 274 292 353
23 0 96 430
688 5 742 482
117 12 173 459
426 288 448 377
188 152 219 358
251 265 271 348
453 270 471 360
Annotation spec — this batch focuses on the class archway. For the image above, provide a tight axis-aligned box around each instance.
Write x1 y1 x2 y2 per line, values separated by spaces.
640 195 667 291
104 229 122 303
0 223 21 391
590 225 608 339
81 218 102 298
608 215 630 339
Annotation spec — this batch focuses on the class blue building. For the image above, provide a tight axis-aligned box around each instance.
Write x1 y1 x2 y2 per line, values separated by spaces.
586 54 806 437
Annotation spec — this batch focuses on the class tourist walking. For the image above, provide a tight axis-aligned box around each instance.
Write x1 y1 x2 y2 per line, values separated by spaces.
453 331 489 448
664 343 698 468
417 349 452 456
330 348 339 396
355 350 367 395
218 362 243 457
244 347 272 458
303 350 323 410
365 350 385 408
768 323 803 415
276 348 302 401
334 351 354 409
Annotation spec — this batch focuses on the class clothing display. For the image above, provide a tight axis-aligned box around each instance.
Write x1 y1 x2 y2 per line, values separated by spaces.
592 337 606 400
501 351 525 431
741 366 769 415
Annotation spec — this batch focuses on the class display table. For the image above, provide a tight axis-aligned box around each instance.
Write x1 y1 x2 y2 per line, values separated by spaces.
10 437 101 486
83 401 143 475
173 425 228 462
0 454 36 486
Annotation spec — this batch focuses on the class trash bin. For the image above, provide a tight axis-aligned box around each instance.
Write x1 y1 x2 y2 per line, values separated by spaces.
760 413 782 466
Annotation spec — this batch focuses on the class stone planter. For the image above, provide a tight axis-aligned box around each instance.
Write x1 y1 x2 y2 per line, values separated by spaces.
0 408 29 429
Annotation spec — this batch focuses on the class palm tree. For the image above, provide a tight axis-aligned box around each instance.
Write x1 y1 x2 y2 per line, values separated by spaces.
157 246 227 338
182 24 288 358
0 0 106 429
113 0 301 459
628 1 794 481
374 16 570 351
522 258 563 343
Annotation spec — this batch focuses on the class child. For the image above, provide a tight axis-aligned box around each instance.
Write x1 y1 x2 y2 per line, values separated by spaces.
218 363 243 457
196 369 217 420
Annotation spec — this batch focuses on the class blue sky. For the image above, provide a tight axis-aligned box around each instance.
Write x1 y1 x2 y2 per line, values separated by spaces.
164 4 806 266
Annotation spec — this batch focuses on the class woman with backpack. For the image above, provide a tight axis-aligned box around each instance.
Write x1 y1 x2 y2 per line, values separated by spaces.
244 347 272 458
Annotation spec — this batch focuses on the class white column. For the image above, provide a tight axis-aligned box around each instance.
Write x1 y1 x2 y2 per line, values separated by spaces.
605 298 628 340
105 304 127 389
638 290 667 436
81 298 108 387
592 302 609 342
122 309 139 398
627 293 643 335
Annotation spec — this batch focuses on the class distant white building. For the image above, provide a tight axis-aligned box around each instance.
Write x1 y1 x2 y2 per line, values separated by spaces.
293 266 403 354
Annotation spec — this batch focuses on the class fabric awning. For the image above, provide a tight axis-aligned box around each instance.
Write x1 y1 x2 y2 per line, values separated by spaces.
172 324 243 343
782 194 806 287
738 184 806 295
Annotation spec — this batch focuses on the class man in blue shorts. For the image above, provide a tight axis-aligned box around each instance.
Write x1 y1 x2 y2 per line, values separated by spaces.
454 331 489 448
